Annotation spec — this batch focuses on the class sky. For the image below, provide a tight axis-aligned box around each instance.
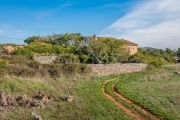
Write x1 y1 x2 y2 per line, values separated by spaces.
0 0 179 49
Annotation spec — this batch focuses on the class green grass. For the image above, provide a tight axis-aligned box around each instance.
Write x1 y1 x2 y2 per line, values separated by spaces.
1 76 131 120
115 67 180 120
0 77 90 120
75 76 132 120
0 79 48 95
104 79 151 119
1 65 180 120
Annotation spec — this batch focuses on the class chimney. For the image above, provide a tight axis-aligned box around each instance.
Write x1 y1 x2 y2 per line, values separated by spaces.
93 34 97 40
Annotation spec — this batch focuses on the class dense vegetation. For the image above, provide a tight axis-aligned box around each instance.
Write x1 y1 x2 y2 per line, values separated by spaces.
0 33 179 68
129 48 179 68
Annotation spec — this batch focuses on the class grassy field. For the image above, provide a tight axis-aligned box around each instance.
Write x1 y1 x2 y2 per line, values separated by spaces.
76 76 132 120
0 76 89 120
0 65 179 120
0 76 132 120
115 66 180 120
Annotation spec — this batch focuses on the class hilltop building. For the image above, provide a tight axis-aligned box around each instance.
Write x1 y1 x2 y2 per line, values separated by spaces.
122 39 138 55
79 35 138 55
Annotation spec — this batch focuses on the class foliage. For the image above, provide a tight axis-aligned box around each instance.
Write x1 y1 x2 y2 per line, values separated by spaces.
27 43 54 53
0 59 8 76
48 33 83 46
24 36 48 44
88 38 128 64
129 48 178 68
56 54 79 64
14 47 34 56
10 33 180 64
0 59 8 68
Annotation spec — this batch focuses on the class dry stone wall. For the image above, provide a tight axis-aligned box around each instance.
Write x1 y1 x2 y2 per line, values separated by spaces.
33 54 57 64
88 63 147 76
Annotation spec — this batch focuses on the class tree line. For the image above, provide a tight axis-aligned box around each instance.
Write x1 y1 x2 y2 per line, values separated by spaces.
0 33 180 68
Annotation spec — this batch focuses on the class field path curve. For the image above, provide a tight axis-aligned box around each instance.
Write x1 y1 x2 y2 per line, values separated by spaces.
102 80 145 120
102 79 160 120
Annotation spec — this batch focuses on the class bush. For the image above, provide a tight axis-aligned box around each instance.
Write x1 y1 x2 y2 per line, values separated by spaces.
8 55 31 64
56 54 79 64
62 63 91 75
28 43 54 53
14 47 33 56
0 59 8 68
79 54 89 63
0 59 8 76
148 59 165 69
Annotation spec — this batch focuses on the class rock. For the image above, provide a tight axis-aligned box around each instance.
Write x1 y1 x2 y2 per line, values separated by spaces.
88 63 147 76
33 54 57 64
33 92 51 106
61 95 74 102
0 91 52 108
29 100 40 107
66 95 74 102
33 92 45 100
6 94 15 106
42 95 51 105
16 95 30 107
32 112 42 120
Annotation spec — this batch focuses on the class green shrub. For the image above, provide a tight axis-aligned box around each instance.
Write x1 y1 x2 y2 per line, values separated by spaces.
148 59 165 69
28 43 53 53
14 47 33 56
79 54 89 63
0 59 8 76
0 59 8 68
56 54 79 64
62 63 90 75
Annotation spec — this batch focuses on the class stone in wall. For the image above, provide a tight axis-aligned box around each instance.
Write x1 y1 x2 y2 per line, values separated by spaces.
33 54 57 64
88 63 147 76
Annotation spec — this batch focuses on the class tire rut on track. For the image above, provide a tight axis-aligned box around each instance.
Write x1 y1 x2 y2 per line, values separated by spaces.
102 79 160 120
102 80 145 120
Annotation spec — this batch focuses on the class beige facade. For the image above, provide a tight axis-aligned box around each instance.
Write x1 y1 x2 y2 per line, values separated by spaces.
125 45 138 55
123 39 138 55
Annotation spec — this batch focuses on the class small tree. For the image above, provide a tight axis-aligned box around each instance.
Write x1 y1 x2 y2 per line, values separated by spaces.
177 48 180 62
24 36 48 44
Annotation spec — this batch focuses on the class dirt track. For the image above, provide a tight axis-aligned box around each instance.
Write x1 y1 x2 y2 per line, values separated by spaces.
102 79 160 120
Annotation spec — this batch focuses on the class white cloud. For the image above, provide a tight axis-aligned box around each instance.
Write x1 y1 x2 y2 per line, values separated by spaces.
100 0 180 49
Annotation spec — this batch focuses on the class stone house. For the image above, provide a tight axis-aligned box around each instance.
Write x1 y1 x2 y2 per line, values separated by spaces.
79 36 138 55
122 39 138 55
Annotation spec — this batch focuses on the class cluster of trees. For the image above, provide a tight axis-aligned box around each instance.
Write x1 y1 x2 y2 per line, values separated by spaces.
24 33 83 46
16 34 128 64
1 33 180 68
129 48 179 68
